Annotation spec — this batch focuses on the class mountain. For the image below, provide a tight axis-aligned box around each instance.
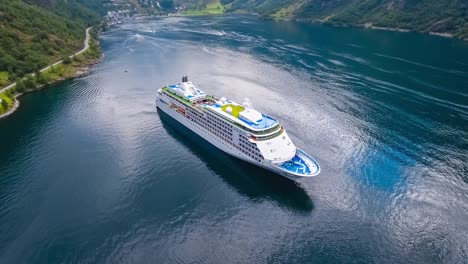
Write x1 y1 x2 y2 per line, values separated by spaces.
229 0 468 38
0 0 105 84
172 0 467 39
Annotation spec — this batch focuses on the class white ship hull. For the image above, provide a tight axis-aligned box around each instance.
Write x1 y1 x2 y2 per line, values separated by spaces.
156 98 318 181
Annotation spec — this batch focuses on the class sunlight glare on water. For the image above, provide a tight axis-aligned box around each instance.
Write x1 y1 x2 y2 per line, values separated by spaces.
0 15 467 263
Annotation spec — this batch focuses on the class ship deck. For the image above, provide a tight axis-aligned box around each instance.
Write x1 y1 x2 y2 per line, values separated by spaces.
276 149 320 177
209 103 277 130
162 85 279 133
280 155 312 174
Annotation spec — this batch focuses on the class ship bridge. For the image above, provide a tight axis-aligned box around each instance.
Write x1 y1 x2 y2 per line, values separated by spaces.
253 129 296 163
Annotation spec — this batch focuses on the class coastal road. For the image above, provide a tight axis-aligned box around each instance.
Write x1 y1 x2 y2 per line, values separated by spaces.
0 27 92 94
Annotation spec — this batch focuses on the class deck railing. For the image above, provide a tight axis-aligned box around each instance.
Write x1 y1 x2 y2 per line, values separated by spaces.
162 86 281 136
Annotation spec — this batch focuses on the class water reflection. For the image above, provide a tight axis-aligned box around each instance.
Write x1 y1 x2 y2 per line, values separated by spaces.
158 109 314 213
1 14 467 263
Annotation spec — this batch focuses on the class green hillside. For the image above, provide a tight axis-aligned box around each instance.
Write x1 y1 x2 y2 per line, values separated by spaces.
173 0 225 15
0 0 105 85
220 0 468 39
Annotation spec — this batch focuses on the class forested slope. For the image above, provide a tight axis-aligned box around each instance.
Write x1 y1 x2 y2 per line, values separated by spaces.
220 0 468 39
0 0 105 85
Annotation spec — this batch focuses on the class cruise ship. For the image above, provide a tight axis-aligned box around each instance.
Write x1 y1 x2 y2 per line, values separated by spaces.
156 77 320 180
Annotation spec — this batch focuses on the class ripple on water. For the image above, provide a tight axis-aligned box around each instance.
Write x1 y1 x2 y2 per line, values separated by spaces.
1 15 468 263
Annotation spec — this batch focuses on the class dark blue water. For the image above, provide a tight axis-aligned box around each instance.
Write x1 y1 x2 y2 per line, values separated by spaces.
1 15 467 263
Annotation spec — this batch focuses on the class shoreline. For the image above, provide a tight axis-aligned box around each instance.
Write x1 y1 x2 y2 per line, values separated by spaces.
364 24 455 38
0 57 102 119
266 16 464 41
0 96 19 119
329 22 461 41
118 13 466 41
0 27 92 94
0 27 102 120
363 23 411 33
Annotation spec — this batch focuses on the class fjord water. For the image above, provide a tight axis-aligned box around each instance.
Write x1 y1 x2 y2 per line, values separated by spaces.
1 15 467 263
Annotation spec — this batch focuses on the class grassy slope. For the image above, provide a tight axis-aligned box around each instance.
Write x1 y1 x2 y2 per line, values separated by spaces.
223 0 298 15
0 93 14 114
271 2 304 19
177 0 225 15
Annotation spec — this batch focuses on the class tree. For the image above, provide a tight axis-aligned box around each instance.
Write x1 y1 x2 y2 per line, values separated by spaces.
63 56 72 64
24 75 36 89
16 80 25 93
1 99 8 110
6 89 14 98
37 74 48 84
36 70 48 84
8 72 16 82
0 0 105 77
